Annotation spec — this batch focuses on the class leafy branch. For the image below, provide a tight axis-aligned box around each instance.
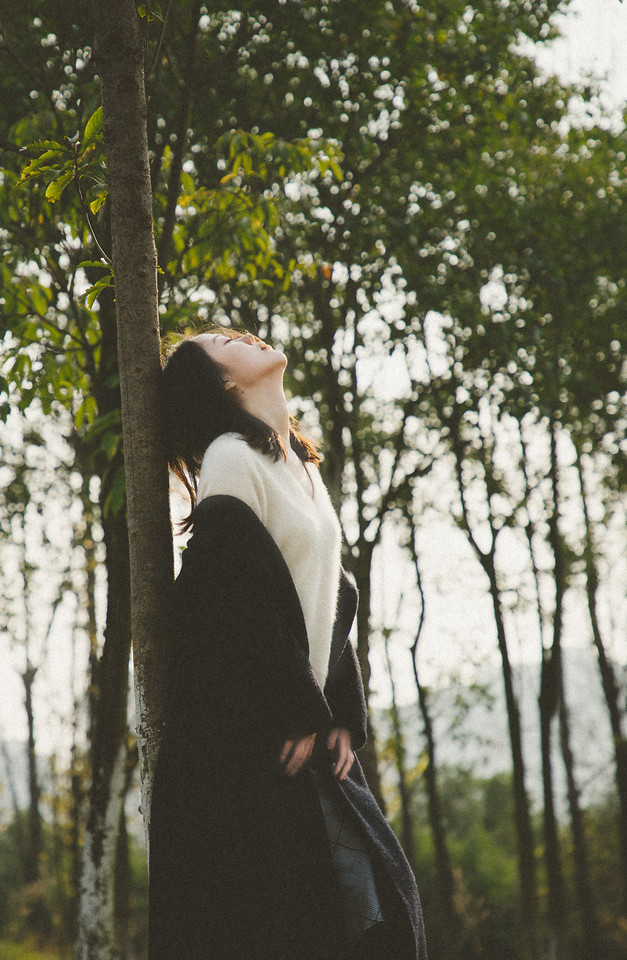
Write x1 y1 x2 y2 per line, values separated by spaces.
19 106 113 287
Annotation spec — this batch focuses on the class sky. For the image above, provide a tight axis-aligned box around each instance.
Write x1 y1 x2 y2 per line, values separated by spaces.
535 0 627 110
1 0 626 760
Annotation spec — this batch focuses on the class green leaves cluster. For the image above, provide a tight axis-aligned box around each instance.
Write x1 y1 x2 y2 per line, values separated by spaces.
20 106 106 213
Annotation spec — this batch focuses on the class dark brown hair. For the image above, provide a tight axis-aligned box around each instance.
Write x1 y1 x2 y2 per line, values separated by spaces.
161 328 320 529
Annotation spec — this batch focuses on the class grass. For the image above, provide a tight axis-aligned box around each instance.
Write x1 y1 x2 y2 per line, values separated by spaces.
0 942 64 960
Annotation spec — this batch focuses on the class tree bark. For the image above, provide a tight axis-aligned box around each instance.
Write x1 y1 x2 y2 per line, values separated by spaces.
547 428 600 960
448 412 539 959
74 500 131 960
383 632 416 867
352 550 387 813
315 287 385 809
575 444 627 918
408 534 459 959
519 422 567 956
92 0 173 839
22 664 43 886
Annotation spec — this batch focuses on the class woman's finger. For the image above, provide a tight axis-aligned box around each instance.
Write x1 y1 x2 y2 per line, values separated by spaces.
336 750 355 781
331 730 354 780
281 734 315 776
280 739 295 765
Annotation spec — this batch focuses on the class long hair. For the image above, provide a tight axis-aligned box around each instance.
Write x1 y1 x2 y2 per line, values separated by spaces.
162 329 320 529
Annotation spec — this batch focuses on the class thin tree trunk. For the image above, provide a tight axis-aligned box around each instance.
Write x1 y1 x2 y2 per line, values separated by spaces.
353 551 386 813
448 412 538 958
538 651 565 953
0 739 24 851
21 660 53 942
547 426 600 960
558 694 601 959
575 444 627 917
67 462 100 945
519 422 566 958
22 664 43 885
92 0 173 839
382 631 416 867
75 505 131 960
521 427 567 958
485 558 538 958
114 745 137 960
314 287 385 808
408 534 459 959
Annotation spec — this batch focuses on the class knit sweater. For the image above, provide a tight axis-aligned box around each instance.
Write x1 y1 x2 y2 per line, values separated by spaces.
197 433 342 688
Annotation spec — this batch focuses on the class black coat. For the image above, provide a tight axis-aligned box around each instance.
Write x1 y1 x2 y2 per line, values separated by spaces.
149 495 427 960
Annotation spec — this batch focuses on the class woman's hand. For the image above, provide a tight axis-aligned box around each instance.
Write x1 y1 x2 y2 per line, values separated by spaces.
327 728 354 782
280 733 316 777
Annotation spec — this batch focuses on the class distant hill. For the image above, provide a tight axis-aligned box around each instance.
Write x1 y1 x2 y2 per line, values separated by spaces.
375 645 617 815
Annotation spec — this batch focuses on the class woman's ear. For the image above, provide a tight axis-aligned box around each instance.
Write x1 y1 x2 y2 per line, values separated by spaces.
223 377 236 392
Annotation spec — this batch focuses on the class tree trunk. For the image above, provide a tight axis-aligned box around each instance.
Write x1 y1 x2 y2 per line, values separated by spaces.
92 0 173 838
575 445 627 917
484 559 538 958
558 695 601 959
539 421 570 955
352 552 386 813
448 415 539 957
520 422 567 957
408 532 459 957
21 663 52 941
74 504 131 960
538 649 566 955
113 746 137 960
351 544 390 814
547 429 600 960
22 664 43 885
383 633 416 867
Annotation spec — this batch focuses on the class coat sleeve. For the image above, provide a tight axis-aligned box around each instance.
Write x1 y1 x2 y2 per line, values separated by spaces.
166 496 333 760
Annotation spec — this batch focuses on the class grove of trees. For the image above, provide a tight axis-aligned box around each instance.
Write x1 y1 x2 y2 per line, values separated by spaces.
0 2 625 959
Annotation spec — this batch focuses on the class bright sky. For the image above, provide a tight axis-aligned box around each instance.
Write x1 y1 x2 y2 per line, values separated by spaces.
536 0 627 109
1 0 626 761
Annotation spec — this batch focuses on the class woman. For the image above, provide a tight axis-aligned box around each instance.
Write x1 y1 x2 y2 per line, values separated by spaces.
149 328 427 960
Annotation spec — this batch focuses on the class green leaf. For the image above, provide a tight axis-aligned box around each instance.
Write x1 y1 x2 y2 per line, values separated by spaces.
89 194 107 214
77 260 110 270
84 274 115 309
84 106 103 143
20 150 65 179
45 168 74 203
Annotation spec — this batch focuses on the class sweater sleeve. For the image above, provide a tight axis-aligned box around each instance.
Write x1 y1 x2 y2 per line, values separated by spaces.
197 435 267 525
324 641 367 751
324 570 367 750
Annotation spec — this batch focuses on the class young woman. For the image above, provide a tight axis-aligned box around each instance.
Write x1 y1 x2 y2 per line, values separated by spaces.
149 329 427 960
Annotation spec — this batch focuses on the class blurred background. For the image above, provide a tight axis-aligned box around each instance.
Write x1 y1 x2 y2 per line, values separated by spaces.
0 1 626 958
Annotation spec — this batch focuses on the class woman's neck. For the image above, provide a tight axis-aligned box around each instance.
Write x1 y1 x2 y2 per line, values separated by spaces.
238 380 291 448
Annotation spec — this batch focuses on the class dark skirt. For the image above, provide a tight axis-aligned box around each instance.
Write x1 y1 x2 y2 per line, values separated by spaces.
311 769 383 941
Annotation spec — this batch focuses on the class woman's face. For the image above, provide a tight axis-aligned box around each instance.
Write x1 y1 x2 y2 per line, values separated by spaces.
193 332 287 392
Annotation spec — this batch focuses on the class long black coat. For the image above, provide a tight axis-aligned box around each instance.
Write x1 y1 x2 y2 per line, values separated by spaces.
149 495 427 960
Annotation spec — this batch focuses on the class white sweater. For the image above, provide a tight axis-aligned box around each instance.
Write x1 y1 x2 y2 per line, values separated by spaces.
197 433 342 688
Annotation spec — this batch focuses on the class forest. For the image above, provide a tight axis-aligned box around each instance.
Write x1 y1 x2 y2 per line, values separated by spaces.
0 1 625 959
